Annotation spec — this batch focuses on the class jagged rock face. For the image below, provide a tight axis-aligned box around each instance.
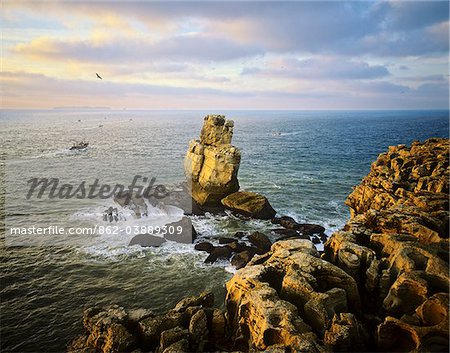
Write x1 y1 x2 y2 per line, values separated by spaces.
200 114 234 146
68 292 229 353
324 138 449 352
345 138 449 221
225 239 363 352
184 115 241 206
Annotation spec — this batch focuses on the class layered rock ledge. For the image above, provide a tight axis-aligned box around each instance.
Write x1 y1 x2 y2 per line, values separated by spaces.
324 138 449 352
70 138 449 352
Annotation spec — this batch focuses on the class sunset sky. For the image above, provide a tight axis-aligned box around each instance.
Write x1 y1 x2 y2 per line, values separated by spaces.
1 1 449 110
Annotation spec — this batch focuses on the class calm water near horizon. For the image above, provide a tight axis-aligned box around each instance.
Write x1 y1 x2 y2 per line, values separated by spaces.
0 109 449 352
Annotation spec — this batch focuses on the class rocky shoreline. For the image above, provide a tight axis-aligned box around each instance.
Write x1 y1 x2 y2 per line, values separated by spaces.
69 116 449 352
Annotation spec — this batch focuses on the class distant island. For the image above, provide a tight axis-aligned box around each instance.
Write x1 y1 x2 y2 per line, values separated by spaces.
52 106 111 111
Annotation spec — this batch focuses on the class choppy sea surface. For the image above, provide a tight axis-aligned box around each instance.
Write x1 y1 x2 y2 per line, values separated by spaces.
0 109 448 352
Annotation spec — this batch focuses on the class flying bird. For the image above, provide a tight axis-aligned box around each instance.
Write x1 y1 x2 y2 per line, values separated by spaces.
96 73 102 80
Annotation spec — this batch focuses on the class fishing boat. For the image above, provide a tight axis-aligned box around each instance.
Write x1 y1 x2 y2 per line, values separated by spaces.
69 141 89 150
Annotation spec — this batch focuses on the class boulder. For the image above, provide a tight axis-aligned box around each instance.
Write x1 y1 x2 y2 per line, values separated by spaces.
184 115 241 206
226 239 360 351
163 217 197 244
159 327 189 351
162 339 189 353
324 313 367 352
204 246 233 264
230 250 256 269
129 234 166 247
218 237 236 244
189 309 209 344
221 191 276 220
272 216 325 235
173 292 214 312
194 242 214 253
224 241 248 253
68 305 136 353
247 231 272 254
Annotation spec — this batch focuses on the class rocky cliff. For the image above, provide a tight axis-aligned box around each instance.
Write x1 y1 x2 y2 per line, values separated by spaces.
69 138 449 353
184 115 241 206
226 138 449 352
324 138 449 352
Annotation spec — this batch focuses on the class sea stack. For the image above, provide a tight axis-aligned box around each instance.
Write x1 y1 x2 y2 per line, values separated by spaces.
184 115 241 206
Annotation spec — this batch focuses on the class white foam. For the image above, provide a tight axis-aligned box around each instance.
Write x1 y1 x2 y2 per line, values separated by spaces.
72 200 186 254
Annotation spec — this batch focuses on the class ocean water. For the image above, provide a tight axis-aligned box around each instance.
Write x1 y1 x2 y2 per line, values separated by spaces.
0 109 448 352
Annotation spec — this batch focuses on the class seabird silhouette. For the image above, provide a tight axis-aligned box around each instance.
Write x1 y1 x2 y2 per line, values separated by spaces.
96 73 102 79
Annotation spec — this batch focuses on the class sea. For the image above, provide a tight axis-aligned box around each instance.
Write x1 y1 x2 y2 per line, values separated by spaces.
0 109 448 352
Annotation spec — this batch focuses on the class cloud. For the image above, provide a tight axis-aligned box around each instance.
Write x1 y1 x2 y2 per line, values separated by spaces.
382 1 449 31
1 1 448 109
13 34 264 63
0 71 240 98
241 57 390 80
4 1 449 58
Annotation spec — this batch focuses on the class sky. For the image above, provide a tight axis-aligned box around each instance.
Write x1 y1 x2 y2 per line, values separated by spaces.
1 0 449 110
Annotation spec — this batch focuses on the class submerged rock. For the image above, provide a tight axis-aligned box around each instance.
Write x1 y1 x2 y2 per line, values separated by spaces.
221 191 276 220
184 115 241 206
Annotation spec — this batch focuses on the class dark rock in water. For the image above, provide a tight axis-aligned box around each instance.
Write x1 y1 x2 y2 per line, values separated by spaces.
272 215 325 235
221 191 277 220
234 231 247 238
114 190 148 218
164 217 197 244
103 207 119 222
194 242 214 253
218 237 235 244
298 223 326 235
248 231 272 254
311 235 321 244
319 233 328 243
224 241 247 253
204 246 232 264
271 215 297 227
231 250 256 269
271 228 302 237
129 234 166 247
